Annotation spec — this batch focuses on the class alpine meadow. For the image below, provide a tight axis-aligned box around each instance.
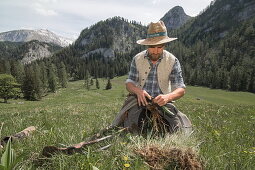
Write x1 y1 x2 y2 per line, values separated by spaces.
1 0 255 169
0 77 255 169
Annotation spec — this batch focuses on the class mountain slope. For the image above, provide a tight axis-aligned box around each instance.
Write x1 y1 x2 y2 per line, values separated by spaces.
75 16 146 58
168 0 255 92
178 0 255 44
0 40 62 64
0 29 73 47
161 6 192 30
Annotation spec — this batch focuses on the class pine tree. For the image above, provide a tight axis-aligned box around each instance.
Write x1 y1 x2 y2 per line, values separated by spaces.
84 70 90 90
105 78 112 90
23 66 37 100
58 62 68 88
39 62 49 95
33 63 43 99
96 78 100 89
48 64 57 92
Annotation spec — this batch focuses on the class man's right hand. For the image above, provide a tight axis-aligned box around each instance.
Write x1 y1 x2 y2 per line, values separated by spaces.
136 89 152 106
126 82 152 106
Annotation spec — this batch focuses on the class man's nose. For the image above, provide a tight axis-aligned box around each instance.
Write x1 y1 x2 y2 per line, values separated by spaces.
153 47 160 53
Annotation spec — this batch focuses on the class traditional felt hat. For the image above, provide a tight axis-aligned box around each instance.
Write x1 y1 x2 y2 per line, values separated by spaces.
137 20 177 45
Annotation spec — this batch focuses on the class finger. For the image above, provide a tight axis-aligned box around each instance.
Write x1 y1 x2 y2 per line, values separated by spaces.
145 93 152 100
142 95 148 106
137 97 141 106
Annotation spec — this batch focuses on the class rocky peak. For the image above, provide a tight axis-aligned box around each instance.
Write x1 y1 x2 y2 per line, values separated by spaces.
0 29 74 47
161 6 192 30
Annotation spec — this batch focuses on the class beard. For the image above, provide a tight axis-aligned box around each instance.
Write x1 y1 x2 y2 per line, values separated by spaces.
149 53 162 61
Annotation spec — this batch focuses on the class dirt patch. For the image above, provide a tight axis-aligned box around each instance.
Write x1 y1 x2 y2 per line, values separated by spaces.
134 145 203 170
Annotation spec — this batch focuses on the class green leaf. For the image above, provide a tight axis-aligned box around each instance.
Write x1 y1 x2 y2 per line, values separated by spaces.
0 139 15 170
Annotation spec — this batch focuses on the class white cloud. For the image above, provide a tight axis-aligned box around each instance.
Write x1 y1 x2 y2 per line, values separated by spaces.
32 1 58 16
35 8 58 16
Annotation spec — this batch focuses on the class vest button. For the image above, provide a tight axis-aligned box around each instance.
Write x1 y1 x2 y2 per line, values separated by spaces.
142 79 144 81
145 72 147 74
149 67 151 69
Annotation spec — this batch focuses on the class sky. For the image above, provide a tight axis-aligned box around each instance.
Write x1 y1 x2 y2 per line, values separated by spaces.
0 0 213 39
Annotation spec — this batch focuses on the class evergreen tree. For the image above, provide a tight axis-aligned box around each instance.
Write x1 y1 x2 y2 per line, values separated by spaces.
23 66 37 100
10 60 24 85
96 78 100 89
58 62 68 88
48 64 57 92
33 63 43 99
105 78 112 90
39 62 49 94
84 70 90 90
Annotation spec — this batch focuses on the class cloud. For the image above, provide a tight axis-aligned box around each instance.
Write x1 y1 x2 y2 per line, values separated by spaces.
152 0 161 5
35 8 58 16
32 1 58 16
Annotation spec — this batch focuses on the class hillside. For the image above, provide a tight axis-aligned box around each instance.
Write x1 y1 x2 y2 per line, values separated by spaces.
0 76 254 169
0 40 62 64
0 29 73 47
161 6 192 30
168 0 255 93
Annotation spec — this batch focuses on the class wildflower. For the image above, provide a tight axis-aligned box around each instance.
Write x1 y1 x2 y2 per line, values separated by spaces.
123 156 128 161
124 163 130 168
120 142 127 145
213 130 220 136
243 151 248 153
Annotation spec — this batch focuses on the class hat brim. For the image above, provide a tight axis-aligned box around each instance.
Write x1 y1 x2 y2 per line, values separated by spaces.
137 37 177 45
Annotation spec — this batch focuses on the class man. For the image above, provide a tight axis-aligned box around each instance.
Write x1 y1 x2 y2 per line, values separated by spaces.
112 21 192 134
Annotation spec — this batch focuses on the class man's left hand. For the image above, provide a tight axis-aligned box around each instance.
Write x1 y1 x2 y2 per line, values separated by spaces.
153 94 170 106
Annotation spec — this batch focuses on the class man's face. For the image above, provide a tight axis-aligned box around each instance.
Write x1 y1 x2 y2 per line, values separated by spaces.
147 44 165 61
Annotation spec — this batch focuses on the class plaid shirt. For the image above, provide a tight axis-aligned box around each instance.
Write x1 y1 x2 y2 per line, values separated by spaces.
126 51 186 97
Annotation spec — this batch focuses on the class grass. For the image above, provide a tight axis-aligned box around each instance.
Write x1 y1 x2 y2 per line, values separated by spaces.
0 76 255 169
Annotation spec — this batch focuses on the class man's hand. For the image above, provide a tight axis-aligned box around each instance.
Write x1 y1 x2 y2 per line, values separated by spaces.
153 94 170 106
136 89 152 106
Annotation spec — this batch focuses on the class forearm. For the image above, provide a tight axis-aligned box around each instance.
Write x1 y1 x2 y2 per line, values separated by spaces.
166 88 185 102
126 82 142 95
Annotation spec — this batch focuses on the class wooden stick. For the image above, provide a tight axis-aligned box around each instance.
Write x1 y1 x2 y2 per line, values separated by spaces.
42 128 127 157
0 126 36 147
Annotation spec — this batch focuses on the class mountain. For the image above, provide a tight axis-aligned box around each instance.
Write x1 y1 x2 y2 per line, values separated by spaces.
75 16 146 59
19 40 62 64
178 0 255 44
168 0 255 92
0 40 62 64
0 29 74 47
161 6 192 30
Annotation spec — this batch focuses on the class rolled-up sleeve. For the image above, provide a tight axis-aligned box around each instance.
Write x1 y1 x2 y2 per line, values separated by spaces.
126 57 139 85
169 58 186 91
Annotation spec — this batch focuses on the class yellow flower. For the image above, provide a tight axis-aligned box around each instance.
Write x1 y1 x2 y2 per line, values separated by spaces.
243 151 248 153
214 130 220 136
123 156 128 161
120 142 127 145
124 163 130 168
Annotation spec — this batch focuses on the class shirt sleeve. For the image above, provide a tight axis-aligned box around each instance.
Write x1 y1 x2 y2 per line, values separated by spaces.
125 57 139 85
169 58 186 91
